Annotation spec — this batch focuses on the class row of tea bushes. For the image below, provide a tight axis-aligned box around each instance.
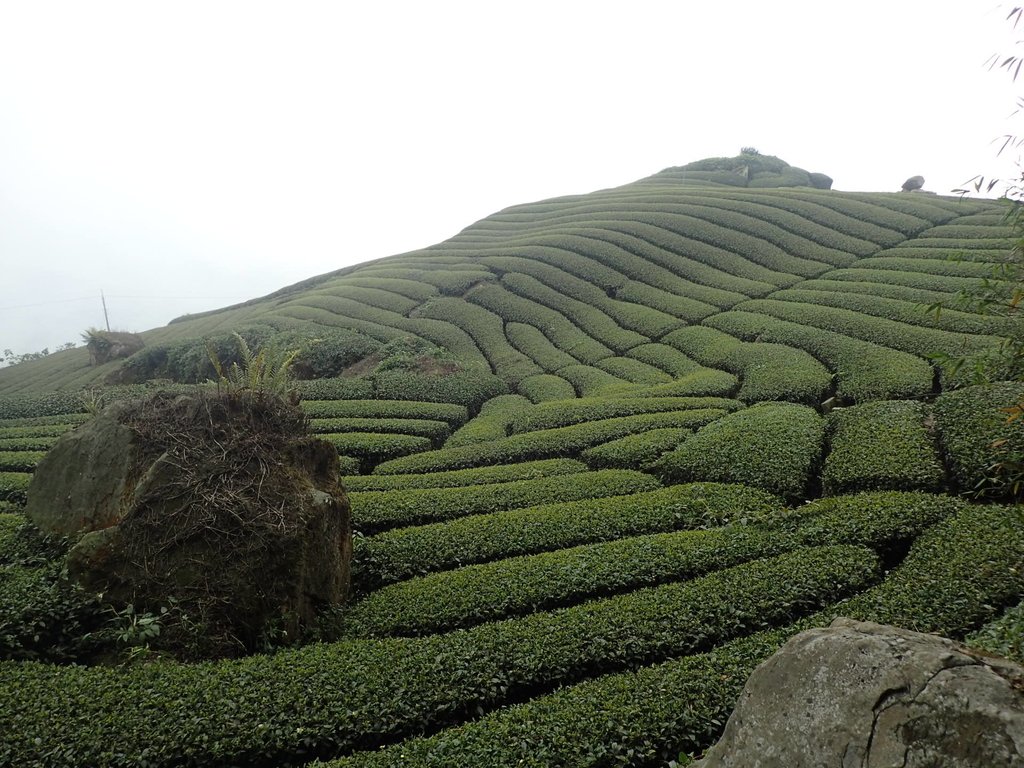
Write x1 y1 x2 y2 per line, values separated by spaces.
373 409 728 474
0 452 45 473
300 399 469 425
328 492 1019 768
443 395 534 447
342 458 588 493
653 403 825 501
516 373 577 403
580 427 691 470
349 469 661 533
508 395 742 434
352 484 784 590
0 546 877 768
822 401 944 495
309 418 452 442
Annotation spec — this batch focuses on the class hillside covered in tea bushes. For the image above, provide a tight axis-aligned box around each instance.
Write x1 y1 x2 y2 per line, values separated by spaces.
1 152 1022 767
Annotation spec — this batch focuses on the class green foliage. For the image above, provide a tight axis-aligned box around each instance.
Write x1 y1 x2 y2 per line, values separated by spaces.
653 402 825 501
581 427 691 470
965 600 1024 663
0 452 45 472
595 356 673 385
933 381 1024 498
555 364 633 396
353 484 784 590
350 469 661 534
707 310 934 402
663 326 832 405
0 546 876 768
344 526 796 637
444 394 534 447
207 332 298 398
309 417 451 443
300 399 469 426
516 374 577 403
320 432 432 468
0 473 31 504
509 396 741 434
342 458 588 492
295 377 376 401
373 409 728 475
0 392 87 420
370 366 508 410
822 401 945 495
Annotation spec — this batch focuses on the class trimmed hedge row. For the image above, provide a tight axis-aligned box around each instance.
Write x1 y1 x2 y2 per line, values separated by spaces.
0 393 87 420
554 365 634 397
0 546 878 768
0 413 89 429
595 357 673 386
372 409 729 475
706 310 934 402
342 459 588 493
344 526 796 637
370 366 508 410
504 321 580 371
509 396 742 434
296 378 376 402
819 267 983 294
308 418 451 442
516 374 577 403
300 400 469 426
0 437 59 452
853 255 996 279
624 343 704 377
932 381 1024 496
653 402 825 501
444 395 534 448
0 424 77 439
353 484 784 590
0 473 31 504
321 433 433 465
349 469 661 534
615 279 718 324
581 428 691 470
613 368 740 399
663 326 832 405
966 600 1024 664
0 452 45 473
822 401 945 495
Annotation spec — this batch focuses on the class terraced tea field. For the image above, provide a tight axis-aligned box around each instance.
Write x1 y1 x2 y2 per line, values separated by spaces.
1 160 1022 767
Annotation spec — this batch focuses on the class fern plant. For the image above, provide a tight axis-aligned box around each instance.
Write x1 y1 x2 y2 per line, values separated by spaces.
207 333 298 399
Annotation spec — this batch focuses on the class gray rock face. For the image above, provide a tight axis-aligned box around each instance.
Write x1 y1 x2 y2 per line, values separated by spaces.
25 391 352 656
694 617 1024 767
901 175 925 192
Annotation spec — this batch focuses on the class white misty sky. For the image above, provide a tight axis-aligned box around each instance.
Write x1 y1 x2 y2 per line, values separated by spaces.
1 0 1021 356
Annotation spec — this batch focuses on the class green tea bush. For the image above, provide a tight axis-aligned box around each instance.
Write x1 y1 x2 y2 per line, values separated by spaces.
300 400 468 426
965 600 1024 663
509 396 741 433
933 381 1024 497
309 418 450 443
707 310 934 402
0 452 44 473
321 433 432 466
0 473 31 504
581 428 691 470
854 255 995 279
373 409 728 475
615 280 718 324
345 526 796 636
0 413 89 429
663 326 832 405
336 455 362 476
0 424 76 439
353 483 784 589
0 547 876 768
516 374 577 403
296 377 375 401
444 395 534 447
555 365 633 396
370 366 509 409
616 368 740 398
0 392 86 420
624 343 703 377
654 402 825 501
595 357 673 385
0 438 58 452
350 469 660 533
342 458 588 492
822 401 945 495
821 267 983 294
504 321 579 370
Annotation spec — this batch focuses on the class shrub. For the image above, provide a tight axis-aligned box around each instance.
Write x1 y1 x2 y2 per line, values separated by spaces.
822 401 945 495
370 366 508 410
341 459 588 492
595 357 673 385
320 434 432 471
653 402 825 501
0 452 45 473
509 396 741 433
0 546 876 768
504 321 579 370
965 600 1024 663
296 378 375 401
0 473 31 504
444 395 534 447
581 428 691 470
349 469 661 534
353 483 784 589
373 409 728 475
617 368 740 398
932 381 1024 497
309 418 451 443
516 374 577 403
300 400 469 426
0 438 59 453
344 526 797 636
624 343 704 377
0 393 87 420
555 364 633 397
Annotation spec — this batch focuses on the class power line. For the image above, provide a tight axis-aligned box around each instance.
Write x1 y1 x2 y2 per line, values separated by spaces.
0 295 250 311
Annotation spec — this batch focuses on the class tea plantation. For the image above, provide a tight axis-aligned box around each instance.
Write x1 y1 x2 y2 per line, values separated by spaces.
1 154 1022 767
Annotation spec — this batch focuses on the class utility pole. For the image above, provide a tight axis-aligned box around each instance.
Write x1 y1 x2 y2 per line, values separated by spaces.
101 290 110 332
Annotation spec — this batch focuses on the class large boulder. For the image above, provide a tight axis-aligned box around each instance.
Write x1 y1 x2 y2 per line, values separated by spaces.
25 389 352 657
695 617 1024 767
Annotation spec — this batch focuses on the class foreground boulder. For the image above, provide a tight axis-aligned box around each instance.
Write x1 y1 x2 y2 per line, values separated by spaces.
26 389 351 657
695 617 1024 767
